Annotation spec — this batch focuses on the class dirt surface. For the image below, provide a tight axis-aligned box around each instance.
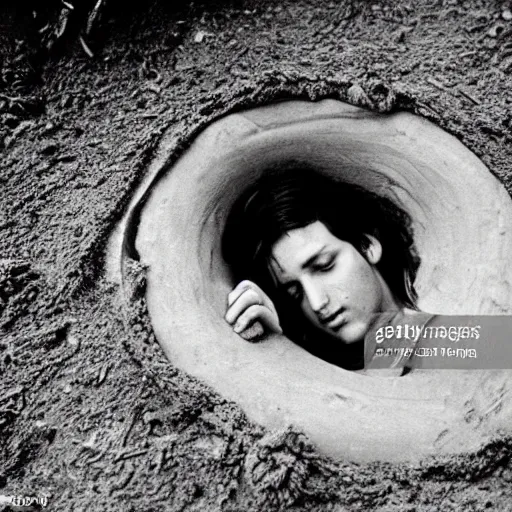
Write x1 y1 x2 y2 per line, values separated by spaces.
2 0 512 510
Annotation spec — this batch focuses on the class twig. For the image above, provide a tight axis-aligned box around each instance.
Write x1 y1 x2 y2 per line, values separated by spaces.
426 77 452 93
96 362 110 386
115 448 149 462
457 88 481 105
155 447 166 474
87 0 103 35
120 408 140 447
86 450 106 464
0 386 24 404
110 469 135 493
79 36 94 58
416 101 442 117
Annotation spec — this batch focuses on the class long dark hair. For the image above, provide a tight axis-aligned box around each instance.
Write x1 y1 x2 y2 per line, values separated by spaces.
222 167 420 367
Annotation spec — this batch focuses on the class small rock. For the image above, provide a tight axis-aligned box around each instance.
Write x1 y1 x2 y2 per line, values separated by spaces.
502 468 512 482
485 38 498 49
194 31 205 43
502 8 512 21
346 84 372 107
42 122 60 135
82 432 97 449
67 334 79 347
488 23 505 38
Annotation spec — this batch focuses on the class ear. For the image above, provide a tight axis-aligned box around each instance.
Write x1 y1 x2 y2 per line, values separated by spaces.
363 234 382 265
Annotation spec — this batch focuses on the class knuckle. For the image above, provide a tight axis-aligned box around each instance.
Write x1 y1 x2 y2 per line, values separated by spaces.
243 304 262 320
245 289 260 303
237 306 262 328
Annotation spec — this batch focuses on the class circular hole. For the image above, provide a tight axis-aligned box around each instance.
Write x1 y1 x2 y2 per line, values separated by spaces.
117 99 512 462
221 167 421 370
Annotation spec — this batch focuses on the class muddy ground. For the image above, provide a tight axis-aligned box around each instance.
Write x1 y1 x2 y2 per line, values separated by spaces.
1 0 512 510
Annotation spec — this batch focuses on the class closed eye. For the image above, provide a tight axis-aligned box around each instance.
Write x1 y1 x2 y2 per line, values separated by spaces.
313 255 335 272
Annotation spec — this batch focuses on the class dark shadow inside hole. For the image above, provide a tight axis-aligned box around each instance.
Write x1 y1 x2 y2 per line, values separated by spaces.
222 165 420 370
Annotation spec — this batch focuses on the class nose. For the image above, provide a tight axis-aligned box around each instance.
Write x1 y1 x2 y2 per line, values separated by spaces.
302 278 329 313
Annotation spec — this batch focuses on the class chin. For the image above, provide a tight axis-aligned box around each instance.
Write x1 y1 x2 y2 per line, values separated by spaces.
335 320 369 345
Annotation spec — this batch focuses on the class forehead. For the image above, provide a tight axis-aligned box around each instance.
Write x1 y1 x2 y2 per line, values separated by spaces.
270 221 341 280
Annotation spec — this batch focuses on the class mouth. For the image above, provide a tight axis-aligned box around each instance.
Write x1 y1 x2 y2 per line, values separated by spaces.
320 308 347 330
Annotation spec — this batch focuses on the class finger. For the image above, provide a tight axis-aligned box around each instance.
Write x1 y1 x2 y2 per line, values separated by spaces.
227 279 271 306
228 280 275 312
234 304 282 335
225 288 262 324
227 280 258 307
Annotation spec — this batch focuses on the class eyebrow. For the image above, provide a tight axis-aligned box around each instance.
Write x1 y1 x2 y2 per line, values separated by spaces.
277 245 329 287
300 245 328 270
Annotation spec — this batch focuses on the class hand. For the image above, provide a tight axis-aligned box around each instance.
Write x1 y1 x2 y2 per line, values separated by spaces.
225 280 282 341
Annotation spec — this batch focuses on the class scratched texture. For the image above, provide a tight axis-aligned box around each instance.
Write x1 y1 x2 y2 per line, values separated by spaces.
1 0 512 510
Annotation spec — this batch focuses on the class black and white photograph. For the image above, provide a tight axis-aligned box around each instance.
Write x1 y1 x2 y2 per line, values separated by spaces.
2 1 512 510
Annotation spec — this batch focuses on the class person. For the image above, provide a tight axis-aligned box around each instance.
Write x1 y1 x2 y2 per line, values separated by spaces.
221 167 425 371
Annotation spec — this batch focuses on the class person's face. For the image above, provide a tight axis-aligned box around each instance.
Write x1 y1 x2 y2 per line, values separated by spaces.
270 221 398 344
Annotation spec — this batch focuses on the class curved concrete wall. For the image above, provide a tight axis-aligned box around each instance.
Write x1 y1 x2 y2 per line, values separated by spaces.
128 100 512 462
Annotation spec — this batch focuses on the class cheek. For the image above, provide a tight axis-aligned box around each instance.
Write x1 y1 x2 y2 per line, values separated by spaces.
354 267 383 310
336 254 381 307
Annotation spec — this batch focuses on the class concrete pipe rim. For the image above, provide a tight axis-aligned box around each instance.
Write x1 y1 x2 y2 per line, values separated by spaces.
110 99 512 463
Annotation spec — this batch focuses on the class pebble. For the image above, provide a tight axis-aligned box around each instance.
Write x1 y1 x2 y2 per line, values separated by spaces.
67 334 80 347
346 84 372 107
488 23 505 38
502 9 512 21
502 468 512 482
